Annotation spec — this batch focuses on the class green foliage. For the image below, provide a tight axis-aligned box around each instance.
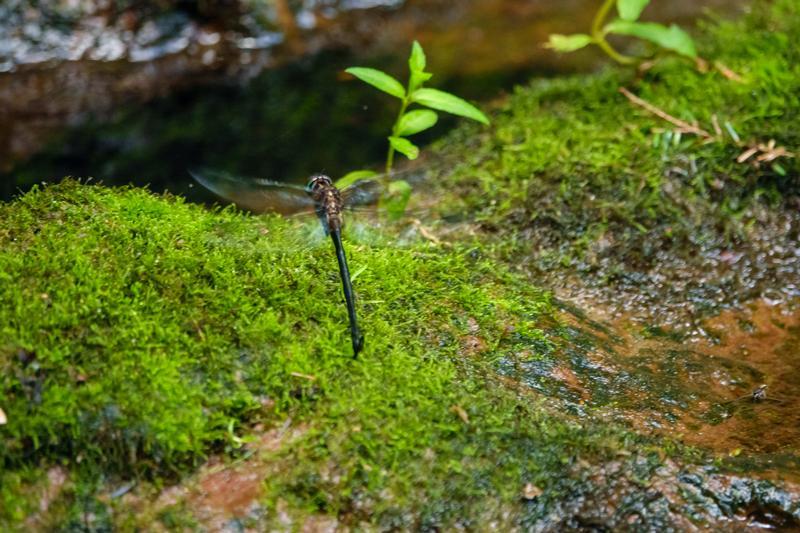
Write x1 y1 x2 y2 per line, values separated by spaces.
343 41 489 219
341 67 406 99
388 136 419 160
345 41 489 174
396 109 438 136
436 0 798 276
605 20 696 58
411 88 491 125
335 169 378 189
617 0 650 22
546 33 594 53
547 0 697 63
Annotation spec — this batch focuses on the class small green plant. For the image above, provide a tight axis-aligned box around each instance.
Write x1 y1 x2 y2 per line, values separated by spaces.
339 42 489 218
342 41 489 180
546 0 697 64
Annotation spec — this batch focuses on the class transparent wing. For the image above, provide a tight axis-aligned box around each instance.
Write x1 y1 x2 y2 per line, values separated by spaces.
190 169 315 215
340 166 427 209
341 179 384 208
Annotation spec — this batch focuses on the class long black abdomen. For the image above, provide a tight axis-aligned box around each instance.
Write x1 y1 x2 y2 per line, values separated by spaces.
330 229 363 357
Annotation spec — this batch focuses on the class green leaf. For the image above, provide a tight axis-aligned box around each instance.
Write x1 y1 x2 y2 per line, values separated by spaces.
409 71 433 93
411 88 490 125
616 0 650 21
396 110 439 136
409 40 426 72
408 42 432 92
388 136 420 160
336 170 378 189
379 179 412 220
545 34 594 53
345 67 406 99
605 20 697 58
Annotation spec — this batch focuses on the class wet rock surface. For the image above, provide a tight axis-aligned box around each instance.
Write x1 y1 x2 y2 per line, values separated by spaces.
110 438 800 530
500 299 800 456
540 209 800 338
525 459 800 531
492 297 800 529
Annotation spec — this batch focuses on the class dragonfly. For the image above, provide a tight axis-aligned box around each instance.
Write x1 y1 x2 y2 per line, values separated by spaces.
190 168 415 358
721 384 787 406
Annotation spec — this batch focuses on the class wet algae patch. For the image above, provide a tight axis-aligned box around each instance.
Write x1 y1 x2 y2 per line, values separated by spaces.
430 0 800 327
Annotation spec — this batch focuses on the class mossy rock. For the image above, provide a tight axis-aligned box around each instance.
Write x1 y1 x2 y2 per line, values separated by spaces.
4 183 795 530
0 181 634 527
3 0 800 529
430 0 799 323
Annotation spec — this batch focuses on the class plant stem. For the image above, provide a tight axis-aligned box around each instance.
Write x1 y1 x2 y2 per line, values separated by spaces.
386 93 410 174
385 145 394 175
591 0 637 65
591 0 615 37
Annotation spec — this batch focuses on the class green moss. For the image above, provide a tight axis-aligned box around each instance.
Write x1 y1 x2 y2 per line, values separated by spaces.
0 181 643 527
432 0 799 269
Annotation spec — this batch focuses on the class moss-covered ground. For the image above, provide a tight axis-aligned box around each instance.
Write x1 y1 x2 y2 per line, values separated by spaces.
2 0 800 529
0 182 671 529
430 0 799 325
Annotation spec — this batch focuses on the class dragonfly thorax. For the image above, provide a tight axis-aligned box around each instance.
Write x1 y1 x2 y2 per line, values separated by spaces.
306 173 343 235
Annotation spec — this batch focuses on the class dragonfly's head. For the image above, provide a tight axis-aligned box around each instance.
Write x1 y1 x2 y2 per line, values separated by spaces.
306 174 333 192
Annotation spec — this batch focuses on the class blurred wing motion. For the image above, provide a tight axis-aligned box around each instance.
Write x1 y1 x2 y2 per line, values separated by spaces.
190 169 315 215
340 179 384 208
192 165 426 214
339 165 426 209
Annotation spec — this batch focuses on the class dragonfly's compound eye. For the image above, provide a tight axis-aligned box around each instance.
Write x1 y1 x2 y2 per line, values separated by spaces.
307 174 333 191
